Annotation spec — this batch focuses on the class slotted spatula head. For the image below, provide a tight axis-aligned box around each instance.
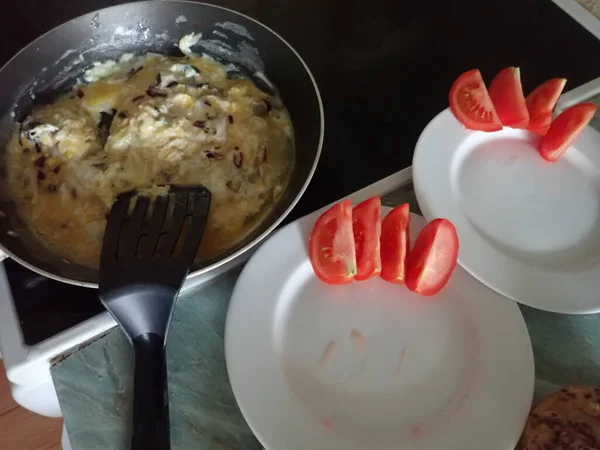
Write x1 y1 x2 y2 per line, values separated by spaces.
99 185 211 295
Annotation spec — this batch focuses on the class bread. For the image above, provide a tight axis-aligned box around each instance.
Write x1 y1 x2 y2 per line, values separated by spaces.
519 386 600 450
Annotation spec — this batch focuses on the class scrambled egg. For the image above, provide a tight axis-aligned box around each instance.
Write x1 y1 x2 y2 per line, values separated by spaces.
5 51 293 268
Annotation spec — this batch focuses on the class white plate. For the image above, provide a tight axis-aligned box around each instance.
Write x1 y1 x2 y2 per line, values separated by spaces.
225 211 534 450
413 109 600 314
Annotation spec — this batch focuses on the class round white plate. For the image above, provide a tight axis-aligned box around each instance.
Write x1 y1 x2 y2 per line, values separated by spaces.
225 211 534 450
413 108 600 314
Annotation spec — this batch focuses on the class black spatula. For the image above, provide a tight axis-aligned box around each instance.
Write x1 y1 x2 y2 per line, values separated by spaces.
99 186 211 450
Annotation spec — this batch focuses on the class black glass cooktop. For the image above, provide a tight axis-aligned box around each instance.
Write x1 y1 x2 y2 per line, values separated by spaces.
3 0 600 345
4 259 104 346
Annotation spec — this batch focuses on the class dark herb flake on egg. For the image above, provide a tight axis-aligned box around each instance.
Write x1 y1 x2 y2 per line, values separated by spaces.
97 109 117 146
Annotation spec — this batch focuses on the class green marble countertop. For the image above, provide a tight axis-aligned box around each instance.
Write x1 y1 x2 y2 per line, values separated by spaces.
52 92 600 449
52 268 262 450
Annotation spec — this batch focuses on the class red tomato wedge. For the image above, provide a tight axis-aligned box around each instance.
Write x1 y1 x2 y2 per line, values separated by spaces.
406 219 459 296
353 196 382 281
526 78 567 135
488 67 529 129
309 200 357 284
538 102 597 163
449 69 502 132
380 204 410 284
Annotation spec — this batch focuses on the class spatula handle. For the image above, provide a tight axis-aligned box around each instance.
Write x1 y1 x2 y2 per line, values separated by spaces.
131 333 170 450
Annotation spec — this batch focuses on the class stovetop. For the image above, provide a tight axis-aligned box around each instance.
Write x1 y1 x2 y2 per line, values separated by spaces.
3 0 600 346
4 259 104 346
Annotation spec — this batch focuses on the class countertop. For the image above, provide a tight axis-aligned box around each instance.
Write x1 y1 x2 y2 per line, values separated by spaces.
52 269 259 450
51 163 600 449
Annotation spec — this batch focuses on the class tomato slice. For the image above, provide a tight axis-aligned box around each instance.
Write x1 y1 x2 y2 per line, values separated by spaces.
353 196 381 281
488 67 529 129
380 204 410 284
526 78 567 135
449 69 502 132
405 219 459 296
538 102 597 163
309 200 357 284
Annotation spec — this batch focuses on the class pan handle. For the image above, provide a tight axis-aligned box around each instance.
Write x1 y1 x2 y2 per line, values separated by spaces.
131 333 170 450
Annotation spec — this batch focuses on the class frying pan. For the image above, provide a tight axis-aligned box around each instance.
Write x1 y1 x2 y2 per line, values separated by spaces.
0 0 323 287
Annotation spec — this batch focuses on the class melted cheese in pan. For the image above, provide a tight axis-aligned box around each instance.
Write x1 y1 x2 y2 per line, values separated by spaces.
5 52 293 268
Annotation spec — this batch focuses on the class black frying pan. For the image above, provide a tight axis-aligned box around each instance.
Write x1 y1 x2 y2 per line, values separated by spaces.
0 0 323 288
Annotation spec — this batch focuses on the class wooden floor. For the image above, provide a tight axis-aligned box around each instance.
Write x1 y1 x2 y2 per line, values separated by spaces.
579 0 600 20
0 361 63 450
